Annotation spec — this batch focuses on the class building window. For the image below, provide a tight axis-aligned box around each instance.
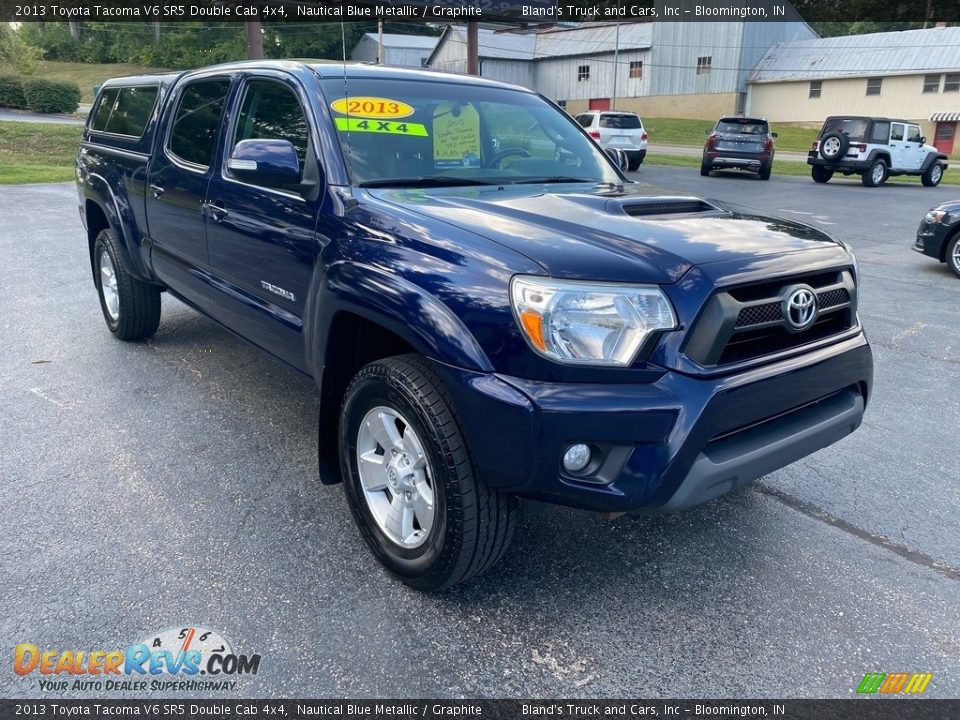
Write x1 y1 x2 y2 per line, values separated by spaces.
629 61 643 79
696 56 712 75
923 74 941 93
866 77 882 96
944 73 960 92
809 80 822 98
577 65 590 82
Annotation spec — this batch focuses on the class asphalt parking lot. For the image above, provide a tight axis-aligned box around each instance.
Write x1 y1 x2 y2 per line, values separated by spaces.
2 168 959 699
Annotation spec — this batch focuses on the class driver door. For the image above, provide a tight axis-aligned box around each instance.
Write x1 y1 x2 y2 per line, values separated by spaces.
204 72 322 372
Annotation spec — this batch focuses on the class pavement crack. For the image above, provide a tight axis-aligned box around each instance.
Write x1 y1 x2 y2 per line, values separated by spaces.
755 483 960 583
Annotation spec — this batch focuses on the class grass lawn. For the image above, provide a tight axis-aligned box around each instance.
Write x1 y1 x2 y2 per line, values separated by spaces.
0 121 82 184
0 61 170 104
645 152 960 185
643 117 820 153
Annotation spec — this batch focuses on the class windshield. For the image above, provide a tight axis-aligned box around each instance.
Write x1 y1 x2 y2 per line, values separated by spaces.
716 119 768 135
319 78 620 187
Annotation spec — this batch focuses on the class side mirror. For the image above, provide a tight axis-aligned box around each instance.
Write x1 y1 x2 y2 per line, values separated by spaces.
603 146 628 172
227 139 300 188
704 128 711 135
920 137 926 145
771 132 779 138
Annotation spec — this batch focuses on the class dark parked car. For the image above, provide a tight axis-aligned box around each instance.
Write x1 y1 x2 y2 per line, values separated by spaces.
701 116 777 180
807 116 948 187
76 61 872 590
915 201 960 278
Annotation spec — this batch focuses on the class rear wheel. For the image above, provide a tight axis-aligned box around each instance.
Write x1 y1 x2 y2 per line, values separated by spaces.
339 354 518 591
862 159 888 187
758 163 771 181
627 158 641 172
93 229 161 340
700 159 712 177
947 234 960 279
811 166 833 183
921 163 944 187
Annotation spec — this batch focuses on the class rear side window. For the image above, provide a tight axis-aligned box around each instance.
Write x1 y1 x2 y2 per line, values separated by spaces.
90 86 158 138
230 80 309 182
90 88 120 132
599 114 641 129
870 121 890 143
168 78 232 168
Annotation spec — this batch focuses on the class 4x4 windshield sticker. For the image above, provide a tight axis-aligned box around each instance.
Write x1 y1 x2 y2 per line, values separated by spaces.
334 117 428 136
330 97 414 119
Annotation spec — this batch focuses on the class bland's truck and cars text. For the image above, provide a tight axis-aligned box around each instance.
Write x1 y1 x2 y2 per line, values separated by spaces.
77 61 872 590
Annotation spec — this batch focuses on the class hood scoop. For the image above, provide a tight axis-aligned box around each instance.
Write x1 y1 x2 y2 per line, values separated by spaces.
615 196 724 218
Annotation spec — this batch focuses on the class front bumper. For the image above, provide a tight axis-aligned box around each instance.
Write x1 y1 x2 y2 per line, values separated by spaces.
914 218 951 261
433 334 872 513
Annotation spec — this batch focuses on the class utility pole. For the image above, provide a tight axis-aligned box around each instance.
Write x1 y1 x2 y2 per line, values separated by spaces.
245 21 263 60
377 20 384 64
611 22 620 110
466 22 478 75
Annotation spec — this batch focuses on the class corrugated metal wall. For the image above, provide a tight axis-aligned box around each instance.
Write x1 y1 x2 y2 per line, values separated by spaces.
536 50 650 102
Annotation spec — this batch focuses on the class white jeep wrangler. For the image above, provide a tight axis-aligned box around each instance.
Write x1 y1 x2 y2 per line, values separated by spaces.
807 116 948 187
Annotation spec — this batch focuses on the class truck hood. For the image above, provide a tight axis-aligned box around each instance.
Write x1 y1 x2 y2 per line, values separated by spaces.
366 183 845 284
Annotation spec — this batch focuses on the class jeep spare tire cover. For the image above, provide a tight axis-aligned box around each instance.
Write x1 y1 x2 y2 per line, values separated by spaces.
819 132 849 162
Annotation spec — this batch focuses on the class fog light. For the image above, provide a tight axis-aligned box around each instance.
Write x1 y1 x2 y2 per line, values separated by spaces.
562 444 592 473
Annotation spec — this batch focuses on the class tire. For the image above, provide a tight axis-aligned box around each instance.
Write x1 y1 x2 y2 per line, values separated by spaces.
627 158 641 172
758 164 771 181
921 163 944 187
819 132 849 163
946 233 960 280
811 165 833 184
700 159 711 177
339 354 518 591
861 158 888 187
93 228 161 341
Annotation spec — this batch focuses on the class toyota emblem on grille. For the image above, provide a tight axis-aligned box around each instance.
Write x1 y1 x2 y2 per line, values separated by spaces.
783 286 818 332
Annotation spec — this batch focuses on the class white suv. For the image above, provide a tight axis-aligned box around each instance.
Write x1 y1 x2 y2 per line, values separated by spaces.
574 111 648 171
807 116 948 187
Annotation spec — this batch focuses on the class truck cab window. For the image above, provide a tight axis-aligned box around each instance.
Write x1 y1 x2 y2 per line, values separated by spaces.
168 78 232 169
230 80 309 183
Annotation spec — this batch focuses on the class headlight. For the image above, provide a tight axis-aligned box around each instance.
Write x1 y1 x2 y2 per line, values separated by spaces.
925 209 948 224
510 275 677 366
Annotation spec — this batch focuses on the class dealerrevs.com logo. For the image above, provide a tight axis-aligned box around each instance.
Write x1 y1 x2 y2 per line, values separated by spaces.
14 626 261 692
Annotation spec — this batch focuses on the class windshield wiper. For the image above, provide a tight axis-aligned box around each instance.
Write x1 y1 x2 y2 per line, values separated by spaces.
509 176 607 185
358 176 499 188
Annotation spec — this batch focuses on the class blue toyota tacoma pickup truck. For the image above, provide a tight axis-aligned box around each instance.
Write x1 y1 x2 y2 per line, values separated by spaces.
77 61 872 590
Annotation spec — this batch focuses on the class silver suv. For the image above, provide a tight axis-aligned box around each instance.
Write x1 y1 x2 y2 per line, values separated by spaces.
574 111 648 171
807 116 948 187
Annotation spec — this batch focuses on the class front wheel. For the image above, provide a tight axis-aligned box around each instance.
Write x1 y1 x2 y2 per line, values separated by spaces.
811 165 833 183
339 354 518 591
93 229 161 340
862 159 888 187
922 163 944 187
946 234 960 279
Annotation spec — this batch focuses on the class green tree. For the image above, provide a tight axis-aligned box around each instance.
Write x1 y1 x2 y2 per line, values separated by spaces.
0 24 45 75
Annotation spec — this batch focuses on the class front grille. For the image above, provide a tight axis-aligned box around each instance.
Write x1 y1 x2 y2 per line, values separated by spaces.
683 270 857 367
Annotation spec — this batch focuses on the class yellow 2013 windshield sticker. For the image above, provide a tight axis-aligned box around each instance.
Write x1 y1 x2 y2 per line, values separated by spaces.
334 117 428 136
330 97 414 119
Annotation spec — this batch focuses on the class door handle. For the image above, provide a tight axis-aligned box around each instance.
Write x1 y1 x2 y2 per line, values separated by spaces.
150 184 164 199
205 203 229 222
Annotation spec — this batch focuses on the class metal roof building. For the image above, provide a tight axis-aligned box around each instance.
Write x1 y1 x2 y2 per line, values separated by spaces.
351 33 439 68
427 21 814 120
748 25 960 154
